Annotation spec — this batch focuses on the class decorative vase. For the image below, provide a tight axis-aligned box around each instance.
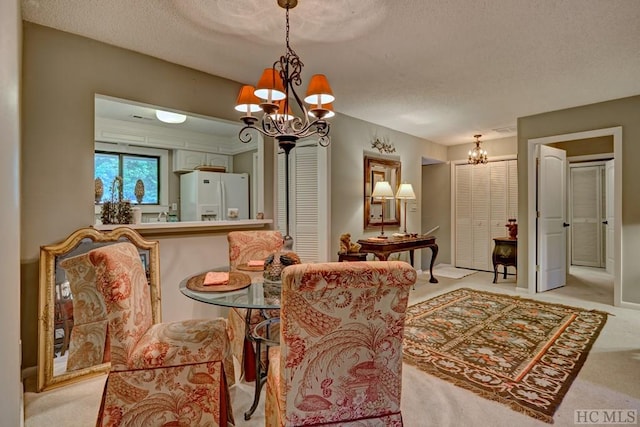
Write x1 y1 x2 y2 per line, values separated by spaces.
134 179 145 204
94 178 104 204
263 251 301 281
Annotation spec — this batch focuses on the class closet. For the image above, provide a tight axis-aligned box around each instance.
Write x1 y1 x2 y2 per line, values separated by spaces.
276 140 330 263
455 160 517 271
569 163 606 267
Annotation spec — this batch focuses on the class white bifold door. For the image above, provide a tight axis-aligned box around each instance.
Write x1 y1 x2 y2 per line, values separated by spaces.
276 140 330 263
455 160 517 272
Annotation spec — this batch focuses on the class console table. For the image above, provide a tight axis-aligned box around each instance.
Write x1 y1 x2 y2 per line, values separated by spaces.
492 237 517 283
357 235 438 283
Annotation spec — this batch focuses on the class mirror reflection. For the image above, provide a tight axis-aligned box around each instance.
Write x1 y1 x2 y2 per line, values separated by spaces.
94 95 264 222
38 227 161 391
364 155 401 230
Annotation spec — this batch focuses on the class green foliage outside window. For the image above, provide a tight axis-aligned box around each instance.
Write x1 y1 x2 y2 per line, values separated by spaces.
95 152 159 204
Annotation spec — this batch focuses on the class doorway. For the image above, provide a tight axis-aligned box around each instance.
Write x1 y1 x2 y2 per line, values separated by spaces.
526 127 621 306
568 160 613 269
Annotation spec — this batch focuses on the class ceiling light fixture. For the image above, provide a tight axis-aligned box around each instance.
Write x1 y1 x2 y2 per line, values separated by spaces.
155 110 187 124
468 134 488 165
235 0 335 249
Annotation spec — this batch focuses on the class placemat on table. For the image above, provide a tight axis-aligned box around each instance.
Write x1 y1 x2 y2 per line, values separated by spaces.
186 271 252 292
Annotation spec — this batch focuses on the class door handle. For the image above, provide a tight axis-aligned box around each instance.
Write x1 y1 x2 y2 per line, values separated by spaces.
563 222 570 227
602 220 609 225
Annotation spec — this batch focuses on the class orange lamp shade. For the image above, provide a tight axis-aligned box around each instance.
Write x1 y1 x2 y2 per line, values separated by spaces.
304 74 335 105
308 102 335 119
254 68 286 101
234 85 261 113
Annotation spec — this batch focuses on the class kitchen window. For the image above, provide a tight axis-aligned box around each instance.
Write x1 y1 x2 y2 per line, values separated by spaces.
94 142 169 213
95 152 160 204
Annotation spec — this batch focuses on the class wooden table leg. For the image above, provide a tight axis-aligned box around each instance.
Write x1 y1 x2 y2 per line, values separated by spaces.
428 244 438 283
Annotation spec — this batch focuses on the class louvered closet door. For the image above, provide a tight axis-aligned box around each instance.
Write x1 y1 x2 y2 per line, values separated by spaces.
490 161 508 241
276 141 329 263
455 165 473 269
291 145 321 262
507 160 518 221
455 160 517 272
471 165 490 270
570 166 601 267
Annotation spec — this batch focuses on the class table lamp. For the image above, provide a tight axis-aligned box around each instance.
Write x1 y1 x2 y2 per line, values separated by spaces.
372 180 395 238
395 182 416 235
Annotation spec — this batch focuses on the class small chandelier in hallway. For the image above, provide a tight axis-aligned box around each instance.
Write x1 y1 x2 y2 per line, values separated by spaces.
468 134 488 165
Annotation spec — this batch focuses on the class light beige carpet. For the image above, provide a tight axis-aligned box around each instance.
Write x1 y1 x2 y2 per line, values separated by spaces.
432 263 478 279
24 267 640 427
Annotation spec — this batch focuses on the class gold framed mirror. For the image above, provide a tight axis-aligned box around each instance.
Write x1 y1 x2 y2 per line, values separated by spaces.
37 227 161 392
364 155 401 230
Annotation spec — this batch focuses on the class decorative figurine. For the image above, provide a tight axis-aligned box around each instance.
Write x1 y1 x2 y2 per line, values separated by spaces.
506 218 518 240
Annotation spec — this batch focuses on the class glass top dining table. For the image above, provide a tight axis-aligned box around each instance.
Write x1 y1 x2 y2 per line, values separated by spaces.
179 265 281 420
179 266 281 310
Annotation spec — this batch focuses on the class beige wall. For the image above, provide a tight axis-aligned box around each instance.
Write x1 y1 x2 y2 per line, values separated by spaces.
329 114 446 263
518 95 640 305
421 163 451 267
2 0 23 423
549 136 613 158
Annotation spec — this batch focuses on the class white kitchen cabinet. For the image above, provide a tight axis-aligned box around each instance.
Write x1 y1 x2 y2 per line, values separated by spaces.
173 150 231 173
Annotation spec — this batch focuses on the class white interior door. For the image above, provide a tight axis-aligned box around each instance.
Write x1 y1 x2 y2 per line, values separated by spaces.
537 145 567 292
605 159 615 274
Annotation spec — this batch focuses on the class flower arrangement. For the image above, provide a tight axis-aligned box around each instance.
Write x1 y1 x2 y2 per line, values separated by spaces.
100 176 133 224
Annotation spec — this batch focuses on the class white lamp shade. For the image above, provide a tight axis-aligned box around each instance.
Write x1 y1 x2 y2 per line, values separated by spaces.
372 181 394 198
395 183 416 199
155 110 187 124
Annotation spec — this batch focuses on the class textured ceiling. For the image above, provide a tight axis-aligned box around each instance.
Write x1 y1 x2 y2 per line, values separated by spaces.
21 0 640 146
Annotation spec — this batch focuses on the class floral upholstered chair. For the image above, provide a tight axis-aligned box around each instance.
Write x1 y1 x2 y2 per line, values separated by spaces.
59 255 109 371
264 261 417 427
80 242 235 427
227 230 283 381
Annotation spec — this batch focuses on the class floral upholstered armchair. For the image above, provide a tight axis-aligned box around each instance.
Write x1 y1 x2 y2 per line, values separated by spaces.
59 255 109 371
265 261 417 426
227 230 283 381
78 242 235 427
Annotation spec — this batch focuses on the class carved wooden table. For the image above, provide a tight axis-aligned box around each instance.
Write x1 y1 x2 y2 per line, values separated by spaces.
492 237 517 283
357 235 438 283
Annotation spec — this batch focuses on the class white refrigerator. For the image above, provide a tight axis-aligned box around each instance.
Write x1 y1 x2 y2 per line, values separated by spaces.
180 171 249 221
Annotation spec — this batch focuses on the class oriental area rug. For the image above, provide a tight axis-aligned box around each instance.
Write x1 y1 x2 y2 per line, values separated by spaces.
402 288 608 423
